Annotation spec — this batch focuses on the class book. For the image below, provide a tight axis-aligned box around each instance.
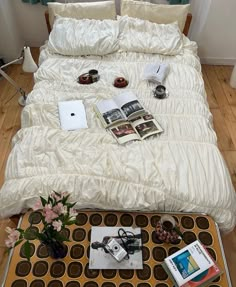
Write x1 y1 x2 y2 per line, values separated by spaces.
95 91 163 144
163 240 222 287
89 226 143 269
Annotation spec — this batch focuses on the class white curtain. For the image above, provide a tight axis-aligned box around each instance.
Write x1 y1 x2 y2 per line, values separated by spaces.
188 0 212 41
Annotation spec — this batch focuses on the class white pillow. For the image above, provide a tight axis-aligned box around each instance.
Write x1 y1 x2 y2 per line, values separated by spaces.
118 16 183 55
48 1 116 27
121 0 190 32
48 17 119 56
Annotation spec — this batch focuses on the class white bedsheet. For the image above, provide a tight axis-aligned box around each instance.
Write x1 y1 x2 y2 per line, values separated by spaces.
0 37 235 232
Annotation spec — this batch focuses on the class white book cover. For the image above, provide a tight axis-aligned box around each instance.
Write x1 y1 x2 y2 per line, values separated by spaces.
164 240 214 286
58 100 88 130
89 227 143 270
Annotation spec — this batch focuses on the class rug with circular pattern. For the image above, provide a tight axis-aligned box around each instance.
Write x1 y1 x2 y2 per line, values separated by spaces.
3 211 230 287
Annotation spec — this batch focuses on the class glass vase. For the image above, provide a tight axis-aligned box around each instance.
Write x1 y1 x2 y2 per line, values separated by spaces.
41 229 68 259
43 239 68 259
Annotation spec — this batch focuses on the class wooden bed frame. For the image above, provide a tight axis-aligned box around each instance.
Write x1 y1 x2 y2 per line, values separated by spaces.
44 11 192 36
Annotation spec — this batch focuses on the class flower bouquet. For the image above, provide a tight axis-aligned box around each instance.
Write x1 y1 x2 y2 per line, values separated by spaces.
5 191 78 260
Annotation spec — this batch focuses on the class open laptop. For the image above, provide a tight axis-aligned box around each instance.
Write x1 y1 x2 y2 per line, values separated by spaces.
58 100 88 131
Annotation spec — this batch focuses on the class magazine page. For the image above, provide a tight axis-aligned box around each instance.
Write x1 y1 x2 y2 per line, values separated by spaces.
131 114 163 140
110 123 140 144
89 226 143 270
96 99 126 127
113 92 145 119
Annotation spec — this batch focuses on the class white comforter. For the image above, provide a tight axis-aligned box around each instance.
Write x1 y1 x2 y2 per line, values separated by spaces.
0 36 235 232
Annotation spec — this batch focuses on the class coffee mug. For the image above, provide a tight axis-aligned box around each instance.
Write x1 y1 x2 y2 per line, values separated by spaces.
160 215 176 231
89 69 100 82
153 85 168 99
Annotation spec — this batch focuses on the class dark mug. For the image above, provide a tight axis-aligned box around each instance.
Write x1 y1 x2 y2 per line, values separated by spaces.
153 85 168 99
89 69 100 82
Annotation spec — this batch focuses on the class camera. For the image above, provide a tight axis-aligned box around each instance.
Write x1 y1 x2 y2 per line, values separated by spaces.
105 238 127 262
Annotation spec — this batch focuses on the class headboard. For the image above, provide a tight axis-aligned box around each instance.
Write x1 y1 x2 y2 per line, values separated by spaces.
45 11 192 36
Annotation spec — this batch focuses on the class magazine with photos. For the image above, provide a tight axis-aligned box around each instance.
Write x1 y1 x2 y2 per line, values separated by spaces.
162 240 222 287
89 226 143 270
95 92 163 144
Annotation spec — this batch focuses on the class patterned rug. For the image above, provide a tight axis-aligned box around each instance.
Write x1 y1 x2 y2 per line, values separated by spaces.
4 211 229 287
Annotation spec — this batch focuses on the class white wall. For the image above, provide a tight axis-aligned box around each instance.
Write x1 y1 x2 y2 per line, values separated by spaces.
1 0 236 64
12 0 49 48
194 0 236 65
0 0 24 62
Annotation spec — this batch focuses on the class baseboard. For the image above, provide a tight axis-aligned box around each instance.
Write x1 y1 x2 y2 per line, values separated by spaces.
200 57 236 66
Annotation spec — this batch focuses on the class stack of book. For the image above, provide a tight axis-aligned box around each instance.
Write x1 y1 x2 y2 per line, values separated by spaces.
162 240 222 287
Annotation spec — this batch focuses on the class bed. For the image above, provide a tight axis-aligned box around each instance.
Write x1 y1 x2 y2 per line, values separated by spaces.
0 0 235 233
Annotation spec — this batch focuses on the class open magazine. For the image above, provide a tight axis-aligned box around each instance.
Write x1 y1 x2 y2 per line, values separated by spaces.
95 92 163 144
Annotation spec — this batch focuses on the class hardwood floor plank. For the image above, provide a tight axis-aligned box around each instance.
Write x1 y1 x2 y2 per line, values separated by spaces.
204 65 236 149
222 227 236 287
215 65 236 105
211 108 235 151
202 66 219 108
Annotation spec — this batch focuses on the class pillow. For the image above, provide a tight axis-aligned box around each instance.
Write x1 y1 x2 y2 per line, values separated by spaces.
48 1 116 27
120 0 190 32
118 16 183 55
48 17 119 56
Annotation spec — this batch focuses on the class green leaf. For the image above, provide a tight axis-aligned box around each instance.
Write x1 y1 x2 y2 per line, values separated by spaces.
67 220 76 225
40 196 47 207
61 194 70 204
54 191 61 197
54 232 70 242
48 196 54 205
14 239 24 248
173 226 184 239
67 202 76 209
36 232 47 242
23 240 31 261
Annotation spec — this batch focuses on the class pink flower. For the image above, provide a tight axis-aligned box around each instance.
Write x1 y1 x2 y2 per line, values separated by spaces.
52 220 62 232
51 192 61 202
5 228 20 248
32 200 42 211
5 239 15 248
5 227 13 234
69 209 78 221
53 203 65 215
43 204 58 223
61 191 69 198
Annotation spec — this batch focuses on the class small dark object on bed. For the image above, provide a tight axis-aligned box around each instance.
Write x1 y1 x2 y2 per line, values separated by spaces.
89 69 100 82
114 77 129 88
153 84 168 99
78 70 100 84
78 73 92 84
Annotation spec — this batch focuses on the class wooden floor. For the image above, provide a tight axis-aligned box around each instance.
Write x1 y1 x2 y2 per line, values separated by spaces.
0 49 236 285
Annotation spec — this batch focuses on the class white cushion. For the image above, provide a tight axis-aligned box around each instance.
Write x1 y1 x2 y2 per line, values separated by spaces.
118 16 183 55
120 0 190 32
48 17 119 56
48 1 116 27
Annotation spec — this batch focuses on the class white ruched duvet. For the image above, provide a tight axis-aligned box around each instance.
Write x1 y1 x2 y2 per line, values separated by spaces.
0 36 235 233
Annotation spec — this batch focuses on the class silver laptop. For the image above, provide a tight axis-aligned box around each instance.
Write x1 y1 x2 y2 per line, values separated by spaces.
58 100 88 131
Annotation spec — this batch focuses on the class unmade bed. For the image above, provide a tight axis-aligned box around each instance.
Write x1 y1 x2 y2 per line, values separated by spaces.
0 1 235 233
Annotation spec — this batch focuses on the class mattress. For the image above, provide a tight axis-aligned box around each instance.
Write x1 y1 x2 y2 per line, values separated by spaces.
0 23 235 233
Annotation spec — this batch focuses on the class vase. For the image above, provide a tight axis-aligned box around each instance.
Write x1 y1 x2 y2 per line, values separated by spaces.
43 239 68 259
